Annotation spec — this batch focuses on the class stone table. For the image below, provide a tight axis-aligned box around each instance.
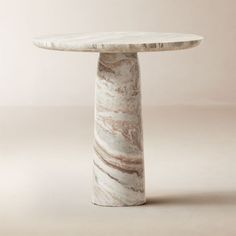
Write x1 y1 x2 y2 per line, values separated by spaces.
33 32 203 207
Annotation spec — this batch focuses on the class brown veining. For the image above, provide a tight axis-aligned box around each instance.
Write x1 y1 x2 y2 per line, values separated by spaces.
94 141 143 177
97 116 143 151
94 161 144 193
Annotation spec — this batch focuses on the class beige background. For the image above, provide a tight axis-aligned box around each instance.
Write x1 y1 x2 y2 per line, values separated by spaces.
0 1 236 235
0 0 235 106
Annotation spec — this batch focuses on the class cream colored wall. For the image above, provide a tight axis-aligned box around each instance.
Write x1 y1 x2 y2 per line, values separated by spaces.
0 0 235 106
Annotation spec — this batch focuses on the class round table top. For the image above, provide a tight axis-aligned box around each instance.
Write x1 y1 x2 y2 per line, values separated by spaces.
33 32 203 53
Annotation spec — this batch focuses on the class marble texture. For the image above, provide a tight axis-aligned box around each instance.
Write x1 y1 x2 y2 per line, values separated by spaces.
93 53 145 206
33 32 203 53
33 31 203 207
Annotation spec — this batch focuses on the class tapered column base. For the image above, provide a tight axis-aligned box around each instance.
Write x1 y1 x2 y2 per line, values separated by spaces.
92 53 145 207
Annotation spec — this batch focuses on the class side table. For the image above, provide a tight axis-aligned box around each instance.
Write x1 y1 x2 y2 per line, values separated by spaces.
33 32 203 206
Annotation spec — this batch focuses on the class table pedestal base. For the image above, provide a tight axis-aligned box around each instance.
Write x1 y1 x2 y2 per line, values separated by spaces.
92 53 145 206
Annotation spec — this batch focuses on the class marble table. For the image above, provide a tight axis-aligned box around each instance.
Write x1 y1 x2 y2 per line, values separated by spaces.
33 32 203 207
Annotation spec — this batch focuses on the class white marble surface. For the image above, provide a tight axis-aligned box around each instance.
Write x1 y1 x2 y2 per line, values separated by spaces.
33 32 203 53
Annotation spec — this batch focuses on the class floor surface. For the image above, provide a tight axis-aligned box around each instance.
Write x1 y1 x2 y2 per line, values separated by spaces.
0 106 235 235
